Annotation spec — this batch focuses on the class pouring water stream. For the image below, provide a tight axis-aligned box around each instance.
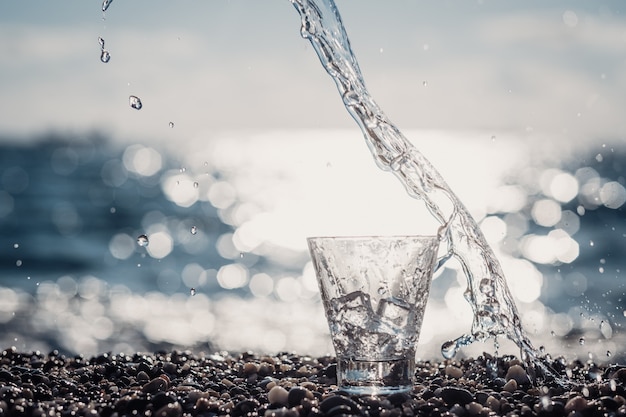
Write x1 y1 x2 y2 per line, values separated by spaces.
289 0 560 380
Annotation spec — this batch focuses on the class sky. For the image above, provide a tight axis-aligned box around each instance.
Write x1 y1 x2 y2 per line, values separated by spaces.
0 1 625 146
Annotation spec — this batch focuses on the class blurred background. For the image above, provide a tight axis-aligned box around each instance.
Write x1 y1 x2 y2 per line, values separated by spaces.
0 1 625 362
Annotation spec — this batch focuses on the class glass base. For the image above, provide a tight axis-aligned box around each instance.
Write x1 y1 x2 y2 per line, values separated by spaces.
337 357 414 395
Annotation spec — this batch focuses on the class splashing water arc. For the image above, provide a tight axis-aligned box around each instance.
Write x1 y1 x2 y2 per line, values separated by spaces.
289 0 540 362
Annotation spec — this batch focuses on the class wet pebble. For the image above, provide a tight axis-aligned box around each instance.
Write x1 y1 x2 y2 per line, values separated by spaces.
445 364 464 379
268 385 289 405
440 386 474 406
142 376 169 393
0 349 623 417
506 364 531 385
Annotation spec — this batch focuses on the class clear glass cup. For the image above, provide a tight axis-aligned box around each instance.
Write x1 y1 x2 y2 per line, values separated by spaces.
307 235 439 395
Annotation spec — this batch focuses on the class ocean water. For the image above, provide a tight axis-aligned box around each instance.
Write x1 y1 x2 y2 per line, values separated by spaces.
0 130 624 362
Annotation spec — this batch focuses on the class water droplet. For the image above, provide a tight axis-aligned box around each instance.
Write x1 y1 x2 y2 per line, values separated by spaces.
190 226 197 235
422 80 428 87
377 287 386 295
102 0 113 12
578 337 585 345
129 95 142 110
137 234 149 247
16 260 22 267
110 207 116 214
607 350 612 357
539 345 546 354
240 252 245 259
98 37 105 48
379 47 384 53
589 240 594 247
441 340 458 359
491 135 496 142
550 330 556 337
180 167 186 173
137 263 141 268
190 288 196 296
100 49 111 63
599 267 605 273
169 121 174 128
582 387 590 397
193 181 199 189
13 243 19 249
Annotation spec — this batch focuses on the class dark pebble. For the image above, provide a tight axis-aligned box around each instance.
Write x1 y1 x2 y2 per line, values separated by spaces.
441 386 474 406
0 350 623 417
319 395 361 414
232 399 260 417
287 386 313 407
142 376 169 393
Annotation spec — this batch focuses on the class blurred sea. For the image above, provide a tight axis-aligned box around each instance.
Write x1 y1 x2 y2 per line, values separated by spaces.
0 130 624 363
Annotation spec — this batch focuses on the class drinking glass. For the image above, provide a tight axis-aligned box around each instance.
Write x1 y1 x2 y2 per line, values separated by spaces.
307 235 439 394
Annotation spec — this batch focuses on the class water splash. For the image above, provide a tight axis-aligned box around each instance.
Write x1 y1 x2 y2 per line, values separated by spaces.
102 0 113 12
129 95 143 110
100 50 111 63
290 0 556 379
136 234 149 247
98 37 110 63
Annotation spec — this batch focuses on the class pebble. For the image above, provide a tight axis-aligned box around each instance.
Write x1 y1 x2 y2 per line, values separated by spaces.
441 386 474 406
268 385 289 405
502 378 518 392
445 364 464 379
0 349 623 417
142 376 169 393
506 364 531 385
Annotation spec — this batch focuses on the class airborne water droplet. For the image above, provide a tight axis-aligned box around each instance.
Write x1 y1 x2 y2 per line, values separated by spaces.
240 252 245 259
137 234 149 247
98 37 105 48
129 95 142 110
377 287 386 295
13 243 19 249
607 350 612 357
169 121 174 128
578 337 585 345
102 0 113 12
190 288 196 296
190 226 197 235
441 340 458 359
193 181 199 189
100 50 111 63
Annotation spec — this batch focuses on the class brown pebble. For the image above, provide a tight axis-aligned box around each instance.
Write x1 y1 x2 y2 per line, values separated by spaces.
154 402 182 417
505 364 530 385
565 396 588 413
268 385 289 405
445 365 463 379
195 397 211 411
502 379 517 393
485 395 500 412
466 402 483 415
142 376 168 393
243 362 259 375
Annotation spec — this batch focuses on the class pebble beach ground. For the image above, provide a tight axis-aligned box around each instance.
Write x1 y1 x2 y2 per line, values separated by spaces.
1 347 625 417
